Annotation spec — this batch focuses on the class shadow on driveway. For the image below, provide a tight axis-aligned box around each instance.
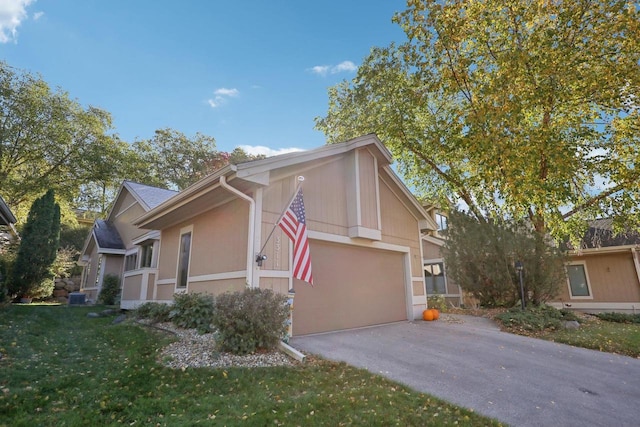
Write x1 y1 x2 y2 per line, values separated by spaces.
290 314 640 427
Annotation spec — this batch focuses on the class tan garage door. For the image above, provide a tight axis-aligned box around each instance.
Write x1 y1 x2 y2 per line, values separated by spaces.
292 241 407 336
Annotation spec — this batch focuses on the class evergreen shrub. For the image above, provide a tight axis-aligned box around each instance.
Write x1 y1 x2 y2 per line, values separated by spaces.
212 288 289 355
98 274 121 305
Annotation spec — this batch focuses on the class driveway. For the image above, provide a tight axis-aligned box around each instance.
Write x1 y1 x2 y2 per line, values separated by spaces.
290 314 640 427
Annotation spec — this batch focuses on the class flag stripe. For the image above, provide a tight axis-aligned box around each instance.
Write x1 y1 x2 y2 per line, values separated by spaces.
278 188 313 285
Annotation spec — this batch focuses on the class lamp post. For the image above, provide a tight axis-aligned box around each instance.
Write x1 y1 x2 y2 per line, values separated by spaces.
515 260 525 310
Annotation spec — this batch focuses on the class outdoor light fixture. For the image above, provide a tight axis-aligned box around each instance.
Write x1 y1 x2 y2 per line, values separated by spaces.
515 260 525 310
255 254 267 266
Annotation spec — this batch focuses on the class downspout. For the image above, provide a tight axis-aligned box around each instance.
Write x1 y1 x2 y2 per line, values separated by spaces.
632 248 640 290
219 176 256 288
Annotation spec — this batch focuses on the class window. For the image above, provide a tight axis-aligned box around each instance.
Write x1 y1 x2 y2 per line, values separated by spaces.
566 263 591 298
425 262 447 294
140 242 154 268
177 231 192 288
435 213 448 231
124 253 138 271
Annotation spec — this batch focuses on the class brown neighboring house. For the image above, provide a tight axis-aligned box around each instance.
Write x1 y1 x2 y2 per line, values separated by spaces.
551 219 640 313
79 135 437 335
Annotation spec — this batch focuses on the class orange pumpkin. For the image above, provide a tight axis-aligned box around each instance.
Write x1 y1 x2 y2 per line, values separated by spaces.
432 309 440 320
423 309 435 321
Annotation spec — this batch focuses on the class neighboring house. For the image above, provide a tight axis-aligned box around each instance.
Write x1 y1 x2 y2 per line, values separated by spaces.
0 194 18 242
421 207 465 308
78 182 178 302
81 135 437 336
551 219 640 313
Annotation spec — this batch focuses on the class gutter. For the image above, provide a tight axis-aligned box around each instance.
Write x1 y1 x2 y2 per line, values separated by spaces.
219 176 256 288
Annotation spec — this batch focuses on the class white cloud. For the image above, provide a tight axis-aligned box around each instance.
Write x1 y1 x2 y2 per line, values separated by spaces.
332 60 357 73
33 11 43 20
309 61 357 77
238 145 305 158
310 65 330 76
0 0 34 43
214 87 239 97
207 87 239 108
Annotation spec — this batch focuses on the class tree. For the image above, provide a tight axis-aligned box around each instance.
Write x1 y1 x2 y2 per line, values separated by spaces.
131 129 265 190
0 61 129 220
442 210 566 307
316 0 640 241
131 128 221 190
8 190 61 299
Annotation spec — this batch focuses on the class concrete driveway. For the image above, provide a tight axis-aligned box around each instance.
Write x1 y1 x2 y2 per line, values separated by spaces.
290 314 640 427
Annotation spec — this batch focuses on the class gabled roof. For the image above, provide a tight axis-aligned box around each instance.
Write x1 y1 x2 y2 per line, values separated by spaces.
135 134 430 230
0 195 16 226
581 218 640 249
93 219 126 251
124 181 179 211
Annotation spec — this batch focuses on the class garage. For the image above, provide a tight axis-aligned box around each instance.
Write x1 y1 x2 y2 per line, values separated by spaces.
292 240 408 335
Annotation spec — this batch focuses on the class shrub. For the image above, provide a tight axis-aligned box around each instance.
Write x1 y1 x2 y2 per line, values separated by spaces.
427 295 447 312
134 302 172 323
443 211 566 307
495 305 576 332
212 288 289 355
595 312 640 324
169 292 216 333
98 274 120 305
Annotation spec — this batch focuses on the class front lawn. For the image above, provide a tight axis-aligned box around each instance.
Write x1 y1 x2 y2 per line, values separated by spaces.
485 306 640 358
545 318 640 358
0 305 501 426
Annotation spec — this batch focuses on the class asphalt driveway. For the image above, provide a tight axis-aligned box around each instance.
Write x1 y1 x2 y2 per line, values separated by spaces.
290 314 640 427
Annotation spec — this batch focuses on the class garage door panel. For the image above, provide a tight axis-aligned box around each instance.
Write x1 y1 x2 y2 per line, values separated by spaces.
293 241 407 335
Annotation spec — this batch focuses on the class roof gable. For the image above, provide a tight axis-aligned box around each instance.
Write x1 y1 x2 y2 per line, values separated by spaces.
136 134 429 229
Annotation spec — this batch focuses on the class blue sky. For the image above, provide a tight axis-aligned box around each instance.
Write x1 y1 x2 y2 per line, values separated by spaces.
2 0 407 156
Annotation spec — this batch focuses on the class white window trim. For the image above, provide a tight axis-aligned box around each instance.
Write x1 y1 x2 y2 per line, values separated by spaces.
124 248 139 272
424 258 447 295
175 225 194 291
566 261 594 300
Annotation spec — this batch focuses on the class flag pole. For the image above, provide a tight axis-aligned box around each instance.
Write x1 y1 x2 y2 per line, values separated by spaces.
255 176 305 265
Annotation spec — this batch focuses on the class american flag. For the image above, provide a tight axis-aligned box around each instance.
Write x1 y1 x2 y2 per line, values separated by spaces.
278 188 313 285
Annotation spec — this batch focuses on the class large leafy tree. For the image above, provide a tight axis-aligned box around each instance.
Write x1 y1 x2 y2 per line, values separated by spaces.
132 129 264 191
0 61 128 220
316 0 640 240
9 190 61 299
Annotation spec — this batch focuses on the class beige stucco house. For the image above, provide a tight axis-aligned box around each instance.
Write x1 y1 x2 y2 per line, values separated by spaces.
551 219 640 313
78 182 178 302
79 135 437 336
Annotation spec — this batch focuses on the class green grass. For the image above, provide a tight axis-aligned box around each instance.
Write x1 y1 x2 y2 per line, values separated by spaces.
0 305 501 426
544 319 640 358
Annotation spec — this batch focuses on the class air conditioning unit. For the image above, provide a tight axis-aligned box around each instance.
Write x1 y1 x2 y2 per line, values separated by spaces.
68 292 86 305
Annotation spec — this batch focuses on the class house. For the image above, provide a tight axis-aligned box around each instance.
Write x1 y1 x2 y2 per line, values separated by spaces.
80 134 436 336
0 194 18 242
78 182 178 302
551 219 640 313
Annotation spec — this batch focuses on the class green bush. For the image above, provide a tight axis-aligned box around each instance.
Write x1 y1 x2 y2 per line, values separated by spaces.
169 292 216 333
595 312 640 324
212 288 289 355
427 295 447 312
98 274 120 305
134 302 172 323
495 305 577 332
